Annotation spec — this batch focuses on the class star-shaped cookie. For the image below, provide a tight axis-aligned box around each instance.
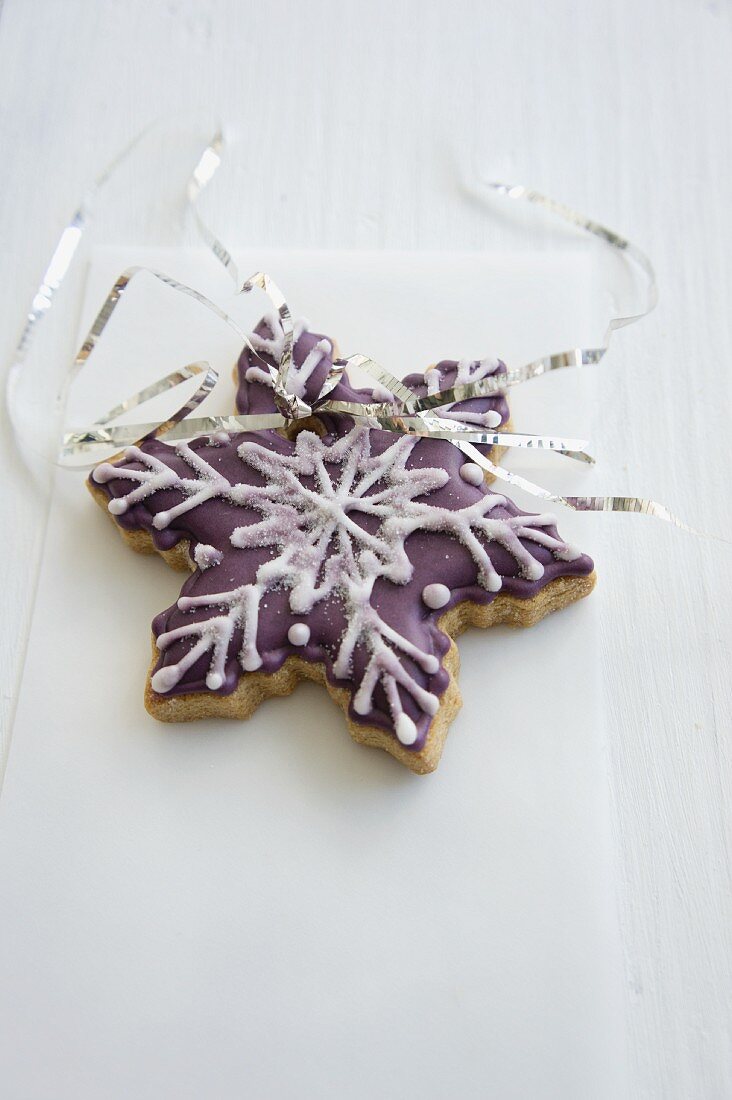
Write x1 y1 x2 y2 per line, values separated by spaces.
89 321 595 773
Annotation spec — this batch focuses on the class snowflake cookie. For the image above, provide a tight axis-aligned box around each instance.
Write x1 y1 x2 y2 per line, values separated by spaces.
89 326 595 774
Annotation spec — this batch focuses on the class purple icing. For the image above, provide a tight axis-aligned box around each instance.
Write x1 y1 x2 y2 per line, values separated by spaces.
235 316 390 429
403 359 510 438
236 317 339 412
235 317 510 450
91 411 593 752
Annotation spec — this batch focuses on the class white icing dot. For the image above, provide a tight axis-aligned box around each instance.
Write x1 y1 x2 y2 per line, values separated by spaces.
484 410 502 428
108 497 128 515
459 462 484 487
153 511 170 530
177 595 194 611
151 665 180 693
353 696 370 716
525 560 545 581
423 654 440 674
422 583 450 610
206 671 224 690
92 463 111 484
395 713 418 746
213 431 230 444
487 574 503 593
287 623 310 646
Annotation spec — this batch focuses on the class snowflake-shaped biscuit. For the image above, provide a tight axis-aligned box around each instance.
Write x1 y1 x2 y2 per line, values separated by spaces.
90 371 595 772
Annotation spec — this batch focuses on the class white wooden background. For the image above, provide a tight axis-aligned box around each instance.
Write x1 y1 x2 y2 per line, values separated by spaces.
0 1 730 1096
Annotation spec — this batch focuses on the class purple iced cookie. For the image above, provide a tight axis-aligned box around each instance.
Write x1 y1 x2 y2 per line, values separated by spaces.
90 408 595 772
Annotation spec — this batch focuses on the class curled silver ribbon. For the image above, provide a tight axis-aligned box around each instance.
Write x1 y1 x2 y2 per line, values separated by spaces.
6 124 156 402
8 126 710 538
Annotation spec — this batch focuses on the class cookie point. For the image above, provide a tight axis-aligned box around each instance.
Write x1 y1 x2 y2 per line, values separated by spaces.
395 713 418 746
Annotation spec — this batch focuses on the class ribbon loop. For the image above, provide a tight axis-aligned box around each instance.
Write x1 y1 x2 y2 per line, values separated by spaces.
9 124 715 540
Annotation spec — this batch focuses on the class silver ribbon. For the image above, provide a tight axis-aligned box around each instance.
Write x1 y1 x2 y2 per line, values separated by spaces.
7 127 706 536
5 124 165 441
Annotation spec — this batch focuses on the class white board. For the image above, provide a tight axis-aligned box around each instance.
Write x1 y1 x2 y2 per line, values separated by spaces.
0 247 628 1099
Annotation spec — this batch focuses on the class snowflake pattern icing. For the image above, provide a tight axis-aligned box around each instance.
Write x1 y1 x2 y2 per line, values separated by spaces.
93 422 587 750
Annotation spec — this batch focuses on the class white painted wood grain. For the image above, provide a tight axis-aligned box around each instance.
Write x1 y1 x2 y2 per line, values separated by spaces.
0 1 729 1096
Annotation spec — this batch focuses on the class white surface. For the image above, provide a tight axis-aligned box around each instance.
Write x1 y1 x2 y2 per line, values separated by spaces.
0 2 730 1097
0 248 624 1099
